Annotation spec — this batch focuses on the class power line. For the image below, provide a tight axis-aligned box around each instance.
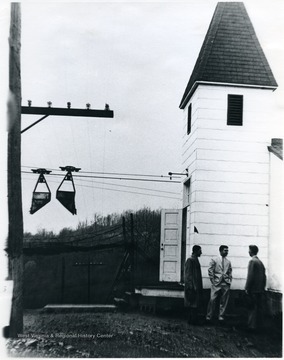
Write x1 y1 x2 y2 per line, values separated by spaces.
74 183 180 200
21 165 181 180
21 170 181 184
22 171 180 195
80 170 178 179
22 176 180 200
75 178 181 195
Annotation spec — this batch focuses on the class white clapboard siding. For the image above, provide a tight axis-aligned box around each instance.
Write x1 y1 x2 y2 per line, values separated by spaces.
196 118 269 133
189 190 196 204
200 254 268 270
201 264 267 290
182 148 197 168
201 273 268 290
195 106 272 121
198 128 271 142
231 268 253 280
199 246 268 260
190 223 267 237
195 170 269 184
193 212 268 226
182 130 197 148
188 171 197 183
182 100 199 128
191 202 269 216
181 85 273 290
197 149 269 163
195 88 273 109
196 159 269 174
188 109 199 131
183 154 197 170
182 129 198 148
193 180 268 195
195 86 227 99
182 119 199 140
196 85 274 106
182 138 196 155
190 234 268 247
194 191 268 205
194 98 227 110
268 154 284 291
257 226 270 237
197 108 227 120
183 161 197 178
204 100 274 117
182 131 198 157
196 138 270 154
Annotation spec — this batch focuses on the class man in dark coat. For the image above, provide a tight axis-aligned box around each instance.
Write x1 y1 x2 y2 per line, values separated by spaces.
184 245 203 325
245 245 266 331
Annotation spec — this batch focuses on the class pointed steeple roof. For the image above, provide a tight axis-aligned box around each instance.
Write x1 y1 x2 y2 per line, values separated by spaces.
180 2 278 109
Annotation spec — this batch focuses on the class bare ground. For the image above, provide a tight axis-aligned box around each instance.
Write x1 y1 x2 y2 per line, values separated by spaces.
6 309 282 358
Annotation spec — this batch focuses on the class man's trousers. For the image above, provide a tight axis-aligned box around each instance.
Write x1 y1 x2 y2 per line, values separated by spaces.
206 283 230 320
247 292 264 329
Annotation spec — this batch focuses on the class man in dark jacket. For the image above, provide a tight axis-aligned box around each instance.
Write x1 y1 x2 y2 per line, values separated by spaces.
245 245 266 331
184 245 203 325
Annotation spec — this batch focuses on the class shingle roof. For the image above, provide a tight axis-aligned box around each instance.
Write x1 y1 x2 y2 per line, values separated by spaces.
180 2 278 109
268 138 283 160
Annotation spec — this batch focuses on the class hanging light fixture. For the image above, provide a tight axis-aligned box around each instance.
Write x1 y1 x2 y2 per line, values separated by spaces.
56 166 81 215
30 168 52 214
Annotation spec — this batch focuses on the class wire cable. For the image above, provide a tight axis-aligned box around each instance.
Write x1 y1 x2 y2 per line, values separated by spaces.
22 176 180 200
75 177 180 195
21 165 181 180
21 170 181 184
22 175 180 200
23 172 180 194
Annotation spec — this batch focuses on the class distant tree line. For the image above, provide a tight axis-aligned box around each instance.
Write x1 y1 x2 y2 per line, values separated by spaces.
23 207 162 263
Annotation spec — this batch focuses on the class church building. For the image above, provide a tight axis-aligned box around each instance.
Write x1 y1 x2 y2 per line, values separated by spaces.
157 2 282 313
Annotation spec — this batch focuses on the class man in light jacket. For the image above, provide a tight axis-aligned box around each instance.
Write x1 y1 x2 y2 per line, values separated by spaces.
245 245 266 331
206 245 232 322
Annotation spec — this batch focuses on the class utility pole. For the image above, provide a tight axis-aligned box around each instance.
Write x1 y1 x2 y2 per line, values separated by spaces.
122 216 127 249
7 3 23 337
130 213 135 289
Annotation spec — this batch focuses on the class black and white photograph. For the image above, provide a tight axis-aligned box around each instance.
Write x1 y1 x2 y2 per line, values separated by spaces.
0 0 283 357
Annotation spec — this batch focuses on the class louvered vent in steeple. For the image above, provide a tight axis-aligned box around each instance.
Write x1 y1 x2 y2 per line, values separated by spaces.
227 94 243 126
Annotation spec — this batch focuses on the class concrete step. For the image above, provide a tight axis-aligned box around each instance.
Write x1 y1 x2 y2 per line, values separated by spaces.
41 304 117 313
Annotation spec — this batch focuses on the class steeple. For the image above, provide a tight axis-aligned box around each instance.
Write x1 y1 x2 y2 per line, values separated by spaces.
180 2 278 109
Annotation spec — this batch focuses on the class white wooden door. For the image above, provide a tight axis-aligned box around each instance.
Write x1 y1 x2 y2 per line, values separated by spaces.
159 209 182 282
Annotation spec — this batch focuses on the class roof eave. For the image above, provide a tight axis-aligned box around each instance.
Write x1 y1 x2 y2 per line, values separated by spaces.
268 146 283 160
179 81 278 109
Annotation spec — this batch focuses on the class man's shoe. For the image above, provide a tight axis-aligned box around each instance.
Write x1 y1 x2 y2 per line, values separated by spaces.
218 316 225 321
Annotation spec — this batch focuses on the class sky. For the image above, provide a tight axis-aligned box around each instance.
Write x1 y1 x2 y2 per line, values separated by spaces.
0 0 284 236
